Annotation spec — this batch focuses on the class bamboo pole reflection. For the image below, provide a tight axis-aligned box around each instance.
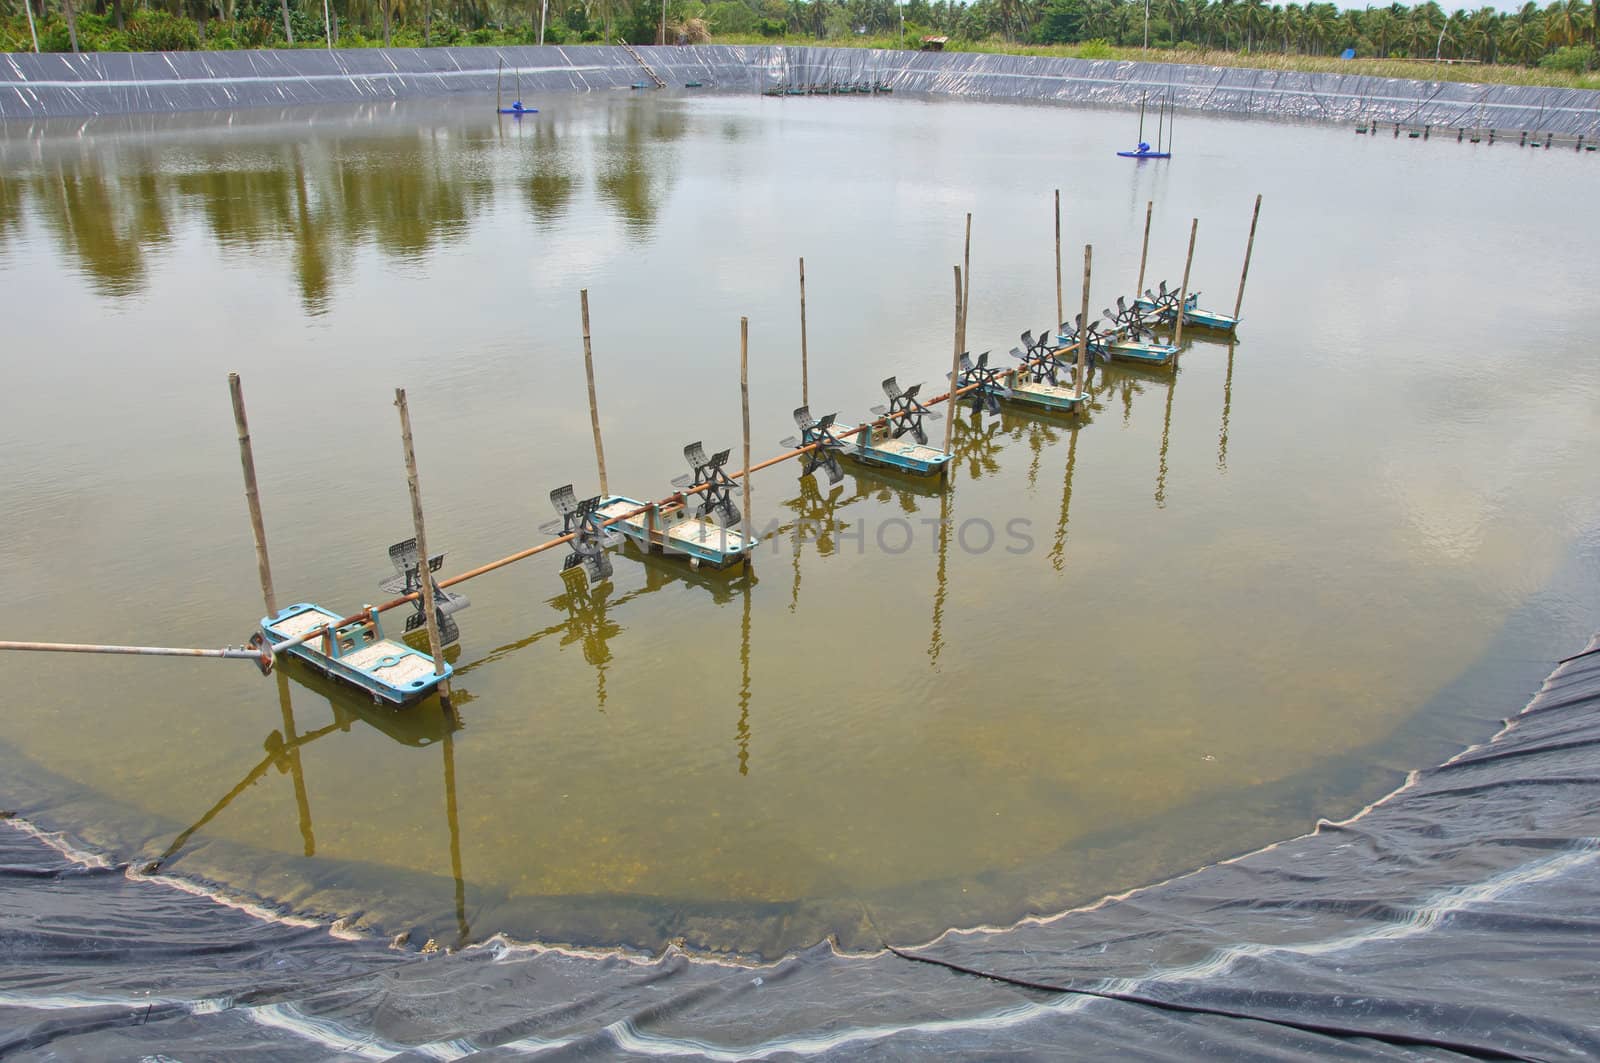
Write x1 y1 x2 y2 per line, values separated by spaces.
148 668 468 943
144 716 342 874
736 573 752 777
1050 424 1080 572
1155 365 1177 508
929 474 952 668
441 722 469 946
276 669 316 857
1218 339 1236 470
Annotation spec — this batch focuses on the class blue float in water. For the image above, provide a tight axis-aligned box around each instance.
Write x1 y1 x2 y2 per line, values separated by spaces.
497 101 538 115
1117 141 1171 159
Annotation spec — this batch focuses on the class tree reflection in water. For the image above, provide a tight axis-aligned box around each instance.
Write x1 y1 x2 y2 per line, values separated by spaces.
1 98 688 312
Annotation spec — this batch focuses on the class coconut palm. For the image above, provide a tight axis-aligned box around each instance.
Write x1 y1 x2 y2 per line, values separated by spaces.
1400 0 1442 53
1240 0 1264 48
1467 5 1499 61
1300 0 1333 52
1366 6 1395 54
1337 6 1360 50
1502 1 1546 61
1543 0 1587 47
1281 1 1302 51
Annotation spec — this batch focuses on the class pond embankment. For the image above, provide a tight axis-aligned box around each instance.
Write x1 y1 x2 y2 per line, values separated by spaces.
5 43 1600 134
5 632 1599 1057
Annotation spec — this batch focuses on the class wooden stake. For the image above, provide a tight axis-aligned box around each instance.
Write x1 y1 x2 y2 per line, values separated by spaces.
1135 199 1153 299
228 373 278 618
579 289 608 495
394 388 452 707
1054 190 1063 329
497 57 503 112
739 317 752 550
1075 244 1091 400
1174 218 1198 349
798 257 809 408
943 265 963 456
1233 193 1262 322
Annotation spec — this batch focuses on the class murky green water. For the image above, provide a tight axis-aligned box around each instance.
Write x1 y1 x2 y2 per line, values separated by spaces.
2 92 1598 956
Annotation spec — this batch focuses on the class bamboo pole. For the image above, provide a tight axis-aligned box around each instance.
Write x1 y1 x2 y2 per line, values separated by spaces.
1054 190 1063 329
1174 218 1198 349
1136 200 1153 298
943 265 963 455
1233 193 1262 321
580 289 609 495
394 388 452 708
497 57 503 112
798 257 809 408
228 373 278 618
1075 244 1091 400
739 317 752 551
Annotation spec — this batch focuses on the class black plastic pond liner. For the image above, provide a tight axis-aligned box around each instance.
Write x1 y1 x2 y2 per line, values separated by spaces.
3 634 1598 1059
5 45 1600 135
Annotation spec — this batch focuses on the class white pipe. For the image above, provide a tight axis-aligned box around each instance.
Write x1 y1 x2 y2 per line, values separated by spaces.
0 639 270 665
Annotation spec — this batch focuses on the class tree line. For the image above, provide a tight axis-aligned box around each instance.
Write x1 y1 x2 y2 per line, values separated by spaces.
4 0 1596 74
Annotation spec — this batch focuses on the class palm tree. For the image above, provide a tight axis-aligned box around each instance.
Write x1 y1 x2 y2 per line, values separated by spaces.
1337 6 1360 50
1439 7 1466 57
1282 2 1301 51
1265 4 1287 52
1241 0 1265 48
1467 5 1498 61
1111 0 1134 42
1082 0 1115 38
1162 0 1185 42
1543 0 1586 47
1366 6 1394 54
1502 1 1546 61
1301 0 1334 52
1400 0 1442 54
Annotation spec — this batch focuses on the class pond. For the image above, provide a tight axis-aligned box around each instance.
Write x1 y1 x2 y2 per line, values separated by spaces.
1 90 1598 957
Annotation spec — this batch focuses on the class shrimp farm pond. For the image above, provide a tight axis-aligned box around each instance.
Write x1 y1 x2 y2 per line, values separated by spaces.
1 90 1599 958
